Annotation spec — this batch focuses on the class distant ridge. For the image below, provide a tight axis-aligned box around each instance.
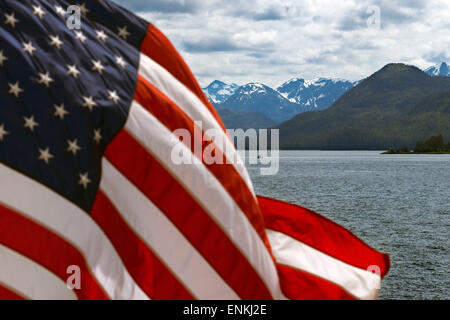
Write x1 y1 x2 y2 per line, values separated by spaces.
202 80 239 104
275 63 450 150
425 62 450 77
277 78 354 110
203 61 450 128
218 82 308 123
217 109 275 130
203 77 354 123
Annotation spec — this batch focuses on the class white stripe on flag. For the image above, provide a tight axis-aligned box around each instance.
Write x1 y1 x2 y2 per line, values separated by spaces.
0 162 149 300
100 159 240 299
125 101 282 299
267 229 381 300
0 244 77 300
138 54 255 197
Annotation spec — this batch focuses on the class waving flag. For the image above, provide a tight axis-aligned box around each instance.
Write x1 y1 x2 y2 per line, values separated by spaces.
0 0 389 300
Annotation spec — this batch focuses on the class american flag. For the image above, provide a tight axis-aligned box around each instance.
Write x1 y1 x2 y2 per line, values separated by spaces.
0 0 389 300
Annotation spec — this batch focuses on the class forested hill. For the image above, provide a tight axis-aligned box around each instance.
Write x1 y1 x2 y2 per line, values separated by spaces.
276 64 450 150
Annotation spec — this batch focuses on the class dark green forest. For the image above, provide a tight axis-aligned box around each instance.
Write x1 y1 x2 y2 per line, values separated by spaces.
276 64 450 150
218 109 275 130
384 134 450 153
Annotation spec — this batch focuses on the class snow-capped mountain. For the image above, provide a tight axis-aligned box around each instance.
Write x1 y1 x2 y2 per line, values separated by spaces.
204 77 356 123
204 63 450 126
276 78 355 110
202 80 239 104
425 62 450 77
219 82 308 123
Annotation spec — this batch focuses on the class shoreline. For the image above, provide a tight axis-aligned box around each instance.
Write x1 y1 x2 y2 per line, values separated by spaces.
381 151 450 154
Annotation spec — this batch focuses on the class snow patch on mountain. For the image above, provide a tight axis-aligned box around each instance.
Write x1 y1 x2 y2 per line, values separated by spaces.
276 77 354 110
219 81 308 123
202 80 239 104
425 62 450 77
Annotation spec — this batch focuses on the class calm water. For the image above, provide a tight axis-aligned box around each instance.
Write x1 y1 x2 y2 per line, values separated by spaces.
246 151 449 300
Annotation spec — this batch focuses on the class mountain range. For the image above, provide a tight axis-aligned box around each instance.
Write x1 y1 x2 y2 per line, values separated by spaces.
204 78 355 124
276 78 355 110
217 109 275 130
425 62 450 77
276 63 450 150
218 82 308 124
203 61 449 128
202 80 239 104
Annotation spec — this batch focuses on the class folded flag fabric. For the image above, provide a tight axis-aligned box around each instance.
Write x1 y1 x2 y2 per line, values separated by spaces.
0 0 389 300
259 196 390 299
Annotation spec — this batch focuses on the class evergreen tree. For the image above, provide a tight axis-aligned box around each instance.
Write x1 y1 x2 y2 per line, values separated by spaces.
414 134 448 152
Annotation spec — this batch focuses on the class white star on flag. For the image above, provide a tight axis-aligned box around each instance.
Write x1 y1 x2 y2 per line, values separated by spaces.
118 26 131 40
32 5 46 19
93 128 102 144
108 90 120 104
67 64 81 78
0 50 8 66
38 147 54 164
24 115 39 131
49 35 63 49
75 31 87 43
82 96 97 111
95 30 108 42
22 41 36 55
54 104 69 120
38 72 54 88
8 81 23 98
4 12 19 28
92 60 105 74
79 3 90 15
67 139 82 155
55 5 66 16
0 124 9 141
78 172 91 189
116 56 127 68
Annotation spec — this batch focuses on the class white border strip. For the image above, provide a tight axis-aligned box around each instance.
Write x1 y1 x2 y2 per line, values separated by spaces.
138 54 255 197
101 159 239 299
0 244 77 300
0 162 149 300
125 101 282 299
267 229 381 300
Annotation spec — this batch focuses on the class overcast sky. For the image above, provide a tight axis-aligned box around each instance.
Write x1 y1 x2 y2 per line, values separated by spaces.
115 0 450 88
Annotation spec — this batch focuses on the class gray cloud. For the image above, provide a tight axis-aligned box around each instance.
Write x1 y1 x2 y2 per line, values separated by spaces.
425 51 450 64
182 33 278 53
114 0 201 13
338 14 365 31
252 5 293 20
182 38 242 53
116 0 449 87
254 9 285 20
246 52 269 59
388 0 427 9
337 2 424 32
379 6 416 25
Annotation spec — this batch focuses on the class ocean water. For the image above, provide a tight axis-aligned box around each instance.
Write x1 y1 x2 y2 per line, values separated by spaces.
245 151 449 300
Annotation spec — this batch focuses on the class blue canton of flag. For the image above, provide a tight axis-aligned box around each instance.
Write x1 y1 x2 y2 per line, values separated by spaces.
0 0 147 211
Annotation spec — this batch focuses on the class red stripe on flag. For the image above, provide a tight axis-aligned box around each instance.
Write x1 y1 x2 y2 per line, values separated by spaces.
258 196 390 277
105 130 273 299
276 264 356 300
91 191 195 300
140 25 226 132
0 204 108 300
134 76 271 250
0 284 26 300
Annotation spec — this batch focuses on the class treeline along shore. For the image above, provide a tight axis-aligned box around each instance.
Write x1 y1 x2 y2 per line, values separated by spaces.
382 134 450 154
